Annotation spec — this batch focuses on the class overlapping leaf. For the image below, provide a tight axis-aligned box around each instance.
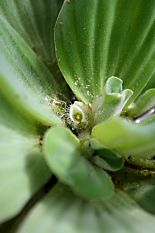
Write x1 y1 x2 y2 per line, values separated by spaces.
0 16 63 126
92 148 124 172
0 0 63 67
127 89 155 118
115 168 155 215
55 0 155 103
0 93 51 222
16 184 155 233
92 117 155 158
43 127 114 200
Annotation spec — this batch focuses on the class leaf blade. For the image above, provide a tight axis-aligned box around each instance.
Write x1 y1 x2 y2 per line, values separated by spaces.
0 93 51 222
0 0 63 67
0 16 63 126
16 183 155 233
55 0 155 103
92 117 155 159
43 127 114 200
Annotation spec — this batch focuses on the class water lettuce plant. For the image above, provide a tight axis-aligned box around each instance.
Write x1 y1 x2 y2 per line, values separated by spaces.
0 0 155 232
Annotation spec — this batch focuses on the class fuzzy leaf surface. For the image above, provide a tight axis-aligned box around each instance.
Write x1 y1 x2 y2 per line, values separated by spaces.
55 0 155 103
92 117 155 159
43 127 114 200
0 93 51 222
16 183 155 233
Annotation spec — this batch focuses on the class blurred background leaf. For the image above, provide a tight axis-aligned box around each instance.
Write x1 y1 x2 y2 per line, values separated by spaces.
15 183 155 233
0 0 63 68
0 16 64 126
0 92 51 222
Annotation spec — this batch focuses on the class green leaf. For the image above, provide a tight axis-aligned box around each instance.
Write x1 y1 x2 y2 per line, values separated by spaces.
115 168 155 215
127 89 155 118
43 127 114 200
126 176 155 215
92 148 124 172
92 76 133 123
0 93 51 222
0 16 63 126
55 0 155 103
0 0 63 67
16 183 155 233
92 117 155 159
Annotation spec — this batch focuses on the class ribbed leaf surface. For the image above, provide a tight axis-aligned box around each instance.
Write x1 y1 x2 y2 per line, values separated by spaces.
16 184 155 233
0 16 63 126
0 93 51 222
92 117 155 158
0 0 63 66
55 0 155 103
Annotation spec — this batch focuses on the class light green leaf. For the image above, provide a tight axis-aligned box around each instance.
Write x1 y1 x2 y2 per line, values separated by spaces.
43 127 114 200
0 0 63 67
0 93 51 223
92 117 155 159
0 16 63 126
16 183 155 233
55 0 155 103
92 76 133 123
127 89 155 118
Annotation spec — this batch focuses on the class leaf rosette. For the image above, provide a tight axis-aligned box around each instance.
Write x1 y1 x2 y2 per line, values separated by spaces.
0 0 155 233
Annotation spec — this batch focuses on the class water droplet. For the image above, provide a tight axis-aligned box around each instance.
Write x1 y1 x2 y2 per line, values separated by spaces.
86 84 90 89
75 80 78 86
87 91 90 96
45 95 52 104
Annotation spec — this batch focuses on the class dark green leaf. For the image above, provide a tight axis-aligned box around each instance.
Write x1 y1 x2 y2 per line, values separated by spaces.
116 168 155 215
126 176 155 215
92 148 124 172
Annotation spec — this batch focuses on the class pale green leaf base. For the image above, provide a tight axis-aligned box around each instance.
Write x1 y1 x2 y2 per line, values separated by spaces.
16 184 155 233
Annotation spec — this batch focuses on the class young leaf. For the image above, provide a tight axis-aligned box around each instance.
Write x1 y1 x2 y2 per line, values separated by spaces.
92 76 133 123
43 127 114 200
92 117 155 159
55 0 155 103
92 148 124 172
127 89 155 118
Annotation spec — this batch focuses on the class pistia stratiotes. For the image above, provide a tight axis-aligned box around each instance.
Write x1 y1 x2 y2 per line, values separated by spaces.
0 0 155 233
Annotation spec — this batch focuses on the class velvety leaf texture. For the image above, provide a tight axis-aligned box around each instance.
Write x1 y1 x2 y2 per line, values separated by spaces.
0 16 63 126
0 0 155 232
55 0 155 103
43 127 114 200
92 117 155 159
0 0 62 66
16 184 155 233
0 93 51 222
